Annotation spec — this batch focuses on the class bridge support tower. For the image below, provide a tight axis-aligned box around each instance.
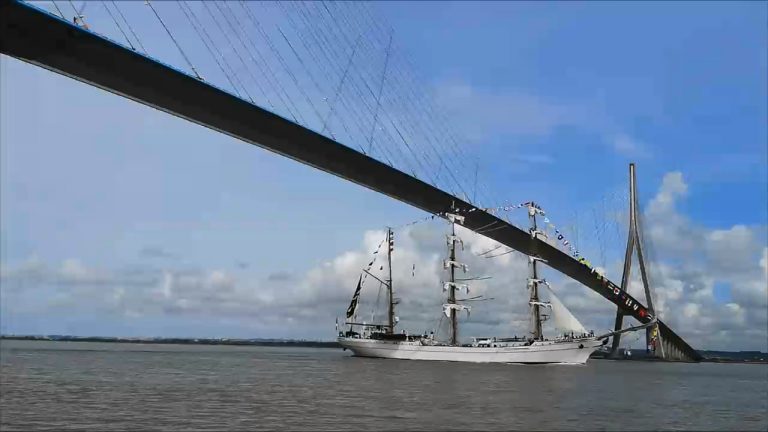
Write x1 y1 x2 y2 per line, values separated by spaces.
610 163 666 359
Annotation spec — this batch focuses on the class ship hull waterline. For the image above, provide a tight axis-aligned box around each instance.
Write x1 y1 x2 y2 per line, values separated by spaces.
338 337 605 364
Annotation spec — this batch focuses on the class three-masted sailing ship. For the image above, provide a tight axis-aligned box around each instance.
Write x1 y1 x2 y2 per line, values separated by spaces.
337 203 607 364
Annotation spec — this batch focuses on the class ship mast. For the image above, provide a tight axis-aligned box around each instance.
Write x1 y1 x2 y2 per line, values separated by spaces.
448 221 458 345
527 203 545 340
386 227 395 334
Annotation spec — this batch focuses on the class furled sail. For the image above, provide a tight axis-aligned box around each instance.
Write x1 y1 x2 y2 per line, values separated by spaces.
543 284 587 334
442 303 471 318
346 275 363 319
443 281 470 293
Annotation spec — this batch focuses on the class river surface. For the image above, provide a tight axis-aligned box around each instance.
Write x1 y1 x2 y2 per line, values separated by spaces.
1 340 766 431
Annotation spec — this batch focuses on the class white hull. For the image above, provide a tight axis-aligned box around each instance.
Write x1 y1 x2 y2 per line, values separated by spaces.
338 337 604 364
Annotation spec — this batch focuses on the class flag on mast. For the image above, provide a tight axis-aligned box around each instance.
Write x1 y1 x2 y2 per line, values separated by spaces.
346 275 363 319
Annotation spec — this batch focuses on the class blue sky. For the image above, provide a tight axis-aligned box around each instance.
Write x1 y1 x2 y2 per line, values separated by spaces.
1 1 766 350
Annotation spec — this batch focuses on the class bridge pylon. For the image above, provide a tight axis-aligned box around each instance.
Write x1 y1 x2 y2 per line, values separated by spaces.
610 163 667 359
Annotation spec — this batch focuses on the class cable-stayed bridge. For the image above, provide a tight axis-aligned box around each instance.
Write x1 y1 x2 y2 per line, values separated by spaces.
0 0 700 361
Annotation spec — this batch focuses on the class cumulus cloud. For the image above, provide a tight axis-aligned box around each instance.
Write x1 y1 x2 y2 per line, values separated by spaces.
637 172 767 350
1 171 765 350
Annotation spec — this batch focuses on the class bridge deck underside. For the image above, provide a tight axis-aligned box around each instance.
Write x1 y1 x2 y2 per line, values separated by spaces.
0 0 700 361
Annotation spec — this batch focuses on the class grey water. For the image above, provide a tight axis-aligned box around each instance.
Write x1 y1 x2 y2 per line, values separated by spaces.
1 340 766 431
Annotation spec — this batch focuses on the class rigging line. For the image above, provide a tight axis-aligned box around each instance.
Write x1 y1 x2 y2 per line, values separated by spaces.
473 220 500 233
145 0 201 80
201 0 272 108
370 281 384 325
184 1 251 102
176 1 241 99
476 224 508 235
477 244 503 256
100 1 135 50
111 0 147 53
238 1 315 126
485 249 515 259
50 1 66 19
218 2 304 125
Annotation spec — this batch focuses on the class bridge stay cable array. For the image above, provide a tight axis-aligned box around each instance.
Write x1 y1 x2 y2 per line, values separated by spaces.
47 0 494 207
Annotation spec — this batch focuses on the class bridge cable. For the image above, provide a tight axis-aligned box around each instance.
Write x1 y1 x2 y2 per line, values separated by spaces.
49 1 66 19
200 1 273 108
303 6 361 141
366 30 392 155
278 4 372 144
176 1 241 99
100 1 135 50
274 3 367 144
181 2 253 103
145 0 202 80
293 2 410 170
366 16 496 205
66 0 86 28
321 35 362 135
318 2 449 187
237 1 312 119
348 7 456 182
285 1 417 170
352 2 481 200
111 0 147 54
222 1 308 125
319 5 402 162
291 2 396 159
216 2 305 125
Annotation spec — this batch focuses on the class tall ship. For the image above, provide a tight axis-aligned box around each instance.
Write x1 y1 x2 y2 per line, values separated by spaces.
337 203 607 364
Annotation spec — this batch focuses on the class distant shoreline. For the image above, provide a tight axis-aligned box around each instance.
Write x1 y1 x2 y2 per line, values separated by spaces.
1 335 340 349
2 335 766 363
